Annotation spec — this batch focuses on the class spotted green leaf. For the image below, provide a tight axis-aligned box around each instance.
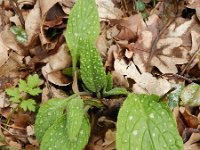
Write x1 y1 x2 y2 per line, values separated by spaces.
35 98 66 142
10 25 28 43
180 83 200 106
40 115 90 150
80 40 106 95
64 0 100 71
103 87 128 97
116 93 183 150
66 96 84 140
167 84 184 109
105 73 113 91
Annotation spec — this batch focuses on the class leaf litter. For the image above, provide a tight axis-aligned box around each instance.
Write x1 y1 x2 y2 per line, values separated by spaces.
0 0 200 149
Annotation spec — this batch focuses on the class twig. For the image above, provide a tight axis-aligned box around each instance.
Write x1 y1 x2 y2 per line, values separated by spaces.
159 87 176 100
9 0 25 28
180 48 200 76
161 73 193 83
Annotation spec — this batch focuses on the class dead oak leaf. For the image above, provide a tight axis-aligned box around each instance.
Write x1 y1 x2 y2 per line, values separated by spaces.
114 59 171 96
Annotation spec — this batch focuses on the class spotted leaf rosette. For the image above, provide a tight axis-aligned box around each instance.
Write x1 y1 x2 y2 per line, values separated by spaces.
116 93 183 150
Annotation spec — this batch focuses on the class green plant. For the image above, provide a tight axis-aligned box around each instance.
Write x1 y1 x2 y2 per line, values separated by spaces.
116 93 183 150
6 74 42 112
10 25 28 43
34 0 183 149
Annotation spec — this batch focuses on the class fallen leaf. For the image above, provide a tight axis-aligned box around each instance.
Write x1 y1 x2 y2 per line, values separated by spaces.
184 132 200 150
114 59 171 96
96 0 123 20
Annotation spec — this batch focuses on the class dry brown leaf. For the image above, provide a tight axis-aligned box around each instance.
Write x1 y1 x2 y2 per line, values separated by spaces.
114 59 171 96
0 32 9 67
25 1 41 44
102 129 116 150
184 132 200 150
0 91 10 108
96 0 123 20
180 107 199 128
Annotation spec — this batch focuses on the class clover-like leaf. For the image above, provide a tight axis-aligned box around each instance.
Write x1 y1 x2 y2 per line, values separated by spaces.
103 87 128 97
20 99 36 112
40 115 90 150
80 40 107 95
66 96 84 140
180 83 200 106
116 93 183 150
64 0 100 71
5 88 20 103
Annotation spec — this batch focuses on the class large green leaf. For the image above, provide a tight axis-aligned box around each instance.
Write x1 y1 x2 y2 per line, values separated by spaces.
80 40 107 94
34 99 66 142
66 96 84 140
40 115 90 150
116 93 183 150
64 0 100 70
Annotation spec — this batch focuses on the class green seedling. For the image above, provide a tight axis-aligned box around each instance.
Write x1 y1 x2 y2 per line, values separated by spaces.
10 25 28 43
6 74 42 112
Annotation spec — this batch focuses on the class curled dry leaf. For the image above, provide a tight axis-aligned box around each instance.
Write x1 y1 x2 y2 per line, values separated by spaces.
25 0 41 44
184 132 200 150
0 32 9 67
114 59 171 96
41 44 71 86
96 0 123 20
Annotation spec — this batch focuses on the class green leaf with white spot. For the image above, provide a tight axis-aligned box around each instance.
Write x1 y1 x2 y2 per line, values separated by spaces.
35 98 66 142
180 83 200 106
103 87 128 97
116 93 183 150
167 84 184 109
40 115 90 150
80 40 107 95
10 25 28 43
105 73 113 91
66 96 84 140
64 0 100 71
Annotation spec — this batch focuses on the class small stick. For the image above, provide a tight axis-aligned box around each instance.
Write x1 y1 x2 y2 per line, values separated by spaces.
161 73 193 83
9 0 25 28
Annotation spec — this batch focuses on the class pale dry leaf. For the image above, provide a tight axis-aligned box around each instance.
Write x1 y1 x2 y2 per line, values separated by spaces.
25 1 41 44
184 132 200 150
187 0 200 9
114 59 171 96
17 0 36 9
0 32 9 67
0 91 10 108
96 0 123 20
102 129 116 150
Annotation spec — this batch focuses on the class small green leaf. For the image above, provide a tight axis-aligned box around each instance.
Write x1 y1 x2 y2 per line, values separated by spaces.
116 93 183 150
18 79 28 92
64 0 100 71
35 99 66 142
10 26 27 43
20 99 36 112
135 0 145 12
105 73 113 91
180 83 200 106
80 40 107 94
66 96 84 140
27 74 41 88
18 75 42 96
103 87 128 97
5 88 20 103
167 84 184 109
40 115 90 150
